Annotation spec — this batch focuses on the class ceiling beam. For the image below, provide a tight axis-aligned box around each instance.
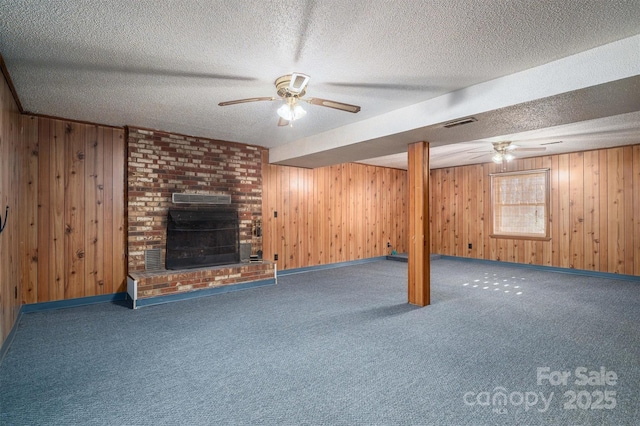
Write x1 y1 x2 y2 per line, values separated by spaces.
269 35 640 168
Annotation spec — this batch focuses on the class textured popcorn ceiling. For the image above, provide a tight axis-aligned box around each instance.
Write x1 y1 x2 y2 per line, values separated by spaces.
1 0 640 168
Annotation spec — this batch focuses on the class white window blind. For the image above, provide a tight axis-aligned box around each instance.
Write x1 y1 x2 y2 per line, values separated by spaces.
491 169 549 238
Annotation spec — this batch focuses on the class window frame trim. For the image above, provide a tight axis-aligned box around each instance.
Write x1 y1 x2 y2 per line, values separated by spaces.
489 168 551 241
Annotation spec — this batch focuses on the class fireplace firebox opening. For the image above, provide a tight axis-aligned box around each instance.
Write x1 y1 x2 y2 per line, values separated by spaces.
166 209 239 270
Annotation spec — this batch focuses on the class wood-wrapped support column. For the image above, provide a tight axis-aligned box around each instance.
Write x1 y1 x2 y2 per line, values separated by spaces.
408 141 430 306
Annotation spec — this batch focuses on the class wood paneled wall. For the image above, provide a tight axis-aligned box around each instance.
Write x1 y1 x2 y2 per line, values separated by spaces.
35 118 126 303
430 145 640 276
262 158 408 270
0 73 37 344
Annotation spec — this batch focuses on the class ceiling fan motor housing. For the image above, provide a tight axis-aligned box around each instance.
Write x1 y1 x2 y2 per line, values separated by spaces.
275 74 306 98
493 141 514 153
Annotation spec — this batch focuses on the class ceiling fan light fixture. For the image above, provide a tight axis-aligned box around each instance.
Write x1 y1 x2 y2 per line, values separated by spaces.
219 73 360 126
492 153 503 164
277 102 306 121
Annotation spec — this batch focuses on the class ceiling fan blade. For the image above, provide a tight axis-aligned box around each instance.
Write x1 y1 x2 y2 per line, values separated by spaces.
304 97 361 113
325 82 444 91
470 153 491 160
277 117 290 127
218 97 276 106
431 145 485 159
465 149 493 154
513 147 547 152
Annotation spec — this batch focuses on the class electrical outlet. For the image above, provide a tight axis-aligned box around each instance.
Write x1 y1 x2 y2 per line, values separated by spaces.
387 242 391 248
274 254 278 261
468 243 472 249
274 211 278 218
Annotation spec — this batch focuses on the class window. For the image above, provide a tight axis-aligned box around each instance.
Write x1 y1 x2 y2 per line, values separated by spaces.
490 169 550 239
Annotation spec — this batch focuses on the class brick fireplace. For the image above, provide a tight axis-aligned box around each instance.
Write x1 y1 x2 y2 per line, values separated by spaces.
126 127 274 302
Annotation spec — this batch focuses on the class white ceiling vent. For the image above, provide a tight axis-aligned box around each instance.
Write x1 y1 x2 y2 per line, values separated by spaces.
442 117 478 128
172 193 231 205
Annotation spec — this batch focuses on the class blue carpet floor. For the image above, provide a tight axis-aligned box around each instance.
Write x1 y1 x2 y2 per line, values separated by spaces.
1 258 639 425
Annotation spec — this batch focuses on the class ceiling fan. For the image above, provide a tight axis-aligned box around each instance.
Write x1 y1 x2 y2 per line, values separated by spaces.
218 72 361 127
469 141 547 164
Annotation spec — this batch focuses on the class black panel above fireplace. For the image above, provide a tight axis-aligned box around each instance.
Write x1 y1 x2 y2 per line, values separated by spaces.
166 209 239 270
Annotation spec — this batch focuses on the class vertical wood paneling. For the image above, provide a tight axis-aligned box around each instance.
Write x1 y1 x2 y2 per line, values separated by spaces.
430 170 440 253
467 166 476 258
360 165 368 259
380 168 388 251
365 166 373 258
369 165 376 257
430 145 639 276
305 170 319 265
452 169 459 256
84 124 99 296
598 150 609 271
300 168 309 265
64 123 86 299
36 118 51 302
0 73 38 344
51 120 66 300
583 151 599 271
443 169 452 255
376 166 383 255
315 167 324 265
569 152 584 269
460 167 468 257
347 164 356 260
20 116 38 304
623 146 634 275
262 161 408 270
476 165 485 259
338 164 351 261
289 167 299 267
345 166 354 261
325 166 334 263
261 153 278 267
34 118 126 301
550 155 560 267
483 164 493 260
558 154 571 268
634 145 640 276
0 71 12 343
607 148 625 274
260 153 271 261
540 156 553 266
400 168 407 248
331 166 338 262
281 166 289 269
348 165 356 260
102 127 114 294
382 169 392 252
110 130 126 293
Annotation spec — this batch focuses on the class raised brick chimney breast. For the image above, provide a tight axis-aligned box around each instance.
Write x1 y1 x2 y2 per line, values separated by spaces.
127 127 264 273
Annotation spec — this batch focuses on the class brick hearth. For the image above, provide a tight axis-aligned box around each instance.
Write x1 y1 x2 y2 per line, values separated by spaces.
129 261 275 299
